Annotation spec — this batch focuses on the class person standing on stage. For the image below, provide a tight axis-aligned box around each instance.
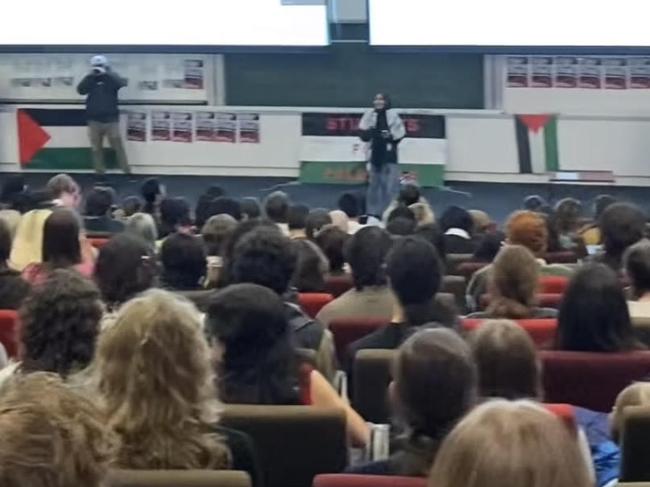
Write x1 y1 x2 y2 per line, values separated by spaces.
77 55 130 175
359 93 406 217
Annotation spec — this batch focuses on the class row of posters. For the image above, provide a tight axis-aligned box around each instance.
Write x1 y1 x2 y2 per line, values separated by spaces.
506 56 650 89
126 111 260 143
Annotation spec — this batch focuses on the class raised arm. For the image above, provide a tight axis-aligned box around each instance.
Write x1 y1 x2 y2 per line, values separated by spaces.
76 74 95 95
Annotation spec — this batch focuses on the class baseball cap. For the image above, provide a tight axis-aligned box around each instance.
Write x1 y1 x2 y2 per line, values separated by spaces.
90 55 108 67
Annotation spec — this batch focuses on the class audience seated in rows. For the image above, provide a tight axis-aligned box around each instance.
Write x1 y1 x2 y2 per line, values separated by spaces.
348 328 476 476
382 185 433 225
317 227 395 326
467 245 557 320
83 187 124 234
429 400 592 487
347 237 456 363
205 283 368 447
439 205 476 254
467 210 573 310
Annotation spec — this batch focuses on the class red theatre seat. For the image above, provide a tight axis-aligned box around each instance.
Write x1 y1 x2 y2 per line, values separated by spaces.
462 318 557 349
480 294 563 310
298 293 334 319
330 318 388 364
0 310 20 358
539 276 570 294
543 403 577 434
541 351 650 412
314 475 426 487
324 275 354 298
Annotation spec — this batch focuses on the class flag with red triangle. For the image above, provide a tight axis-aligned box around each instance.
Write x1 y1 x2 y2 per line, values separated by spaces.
514 114 559 174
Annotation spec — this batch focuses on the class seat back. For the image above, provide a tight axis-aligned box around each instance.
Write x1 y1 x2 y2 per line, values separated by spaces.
108 470 251 487
440 275 467 312
330 318 389 365
456 261 489 280
352 349 396 424
462 318 557 349
88 237 110 249
324 275 354 298
445 253 474 275
298 293 334 319
543 403 577 434
0 310 20 358
220 406 347 487
314 475 426 487
539 276 570 294
541 351 650 412
545 251 578 264
621 406 650 482
479 294 563 310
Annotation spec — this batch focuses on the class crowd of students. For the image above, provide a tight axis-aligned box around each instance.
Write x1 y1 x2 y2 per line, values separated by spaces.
0 173 649 486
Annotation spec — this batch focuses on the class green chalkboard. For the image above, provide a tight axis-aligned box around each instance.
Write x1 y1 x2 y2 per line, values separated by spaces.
224 44 484 108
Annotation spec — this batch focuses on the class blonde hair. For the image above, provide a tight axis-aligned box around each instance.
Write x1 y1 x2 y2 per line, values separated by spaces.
96 289 230 469
430 399 592 487
612 382 650 441
487 245 540 319
0 372 114 487
409 202 435 226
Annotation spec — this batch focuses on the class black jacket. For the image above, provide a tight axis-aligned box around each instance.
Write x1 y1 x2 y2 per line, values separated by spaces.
77 70 126 123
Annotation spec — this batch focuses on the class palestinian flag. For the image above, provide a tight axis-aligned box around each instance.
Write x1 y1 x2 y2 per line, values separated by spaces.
18 108 119 170
299 112 447 187
515 114 560 174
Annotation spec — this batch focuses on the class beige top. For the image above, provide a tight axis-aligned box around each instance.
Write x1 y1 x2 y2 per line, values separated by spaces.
628 300 650 328
316 286 396 327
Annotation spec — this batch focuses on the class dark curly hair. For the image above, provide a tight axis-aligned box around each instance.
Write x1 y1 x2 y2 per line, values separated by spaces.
231 227 297 295
345 226 393 290
314 225 349 274
95 234 156 307
18 269 102 377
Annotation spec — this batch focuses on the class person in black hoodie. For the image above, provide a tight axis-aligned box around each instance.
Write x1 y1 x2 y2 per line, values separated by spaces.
0 220 30 310
77 55 129 175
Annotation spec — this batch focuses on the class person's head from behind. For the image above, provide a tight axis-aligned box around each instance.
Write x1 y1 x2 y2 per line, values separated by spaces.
414 223 446 260
505 210 548 257
287 204 310 231
390 328 477 476
487 245 540 319
206 283 299 405
611 382 650 442
594 194 617 220
120 195 141 217
19 269 102 377
96 290 229 469
315 225 349 274
159 197 191 233
554 198 583 234
388 205 416 224
469 320 541 400
46 174 80 209
523 194 547 212
42 209 81 269
387 237 442 326
292 239 329 293
625 240 650 298
558 263 637 352
160 233 206 290
125 212 158 247
346 226 392 291
338 192 363 219
202 214 237 257
387 217 417 237
231 226 297 296
95 234 156 307
469 209 491 235
305 209 332 240
398 184 421 207
84 187 113 217
600 202 646 261
472 231 505 263
410 202 435 226
329 210 349 233
140 177 163 211
264 191 290 223
240 197 262 220
0 373 113 487
430 400 592 487
440 206 473 234
209 197 242 222
373 92 392 111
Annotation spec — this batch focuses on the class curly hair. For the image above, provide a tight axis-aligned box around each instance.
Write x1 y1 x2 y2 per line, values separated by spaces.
0 372 115 487
505 210 549 257
487 245 540 319
18 269 102 377
96 289 231 470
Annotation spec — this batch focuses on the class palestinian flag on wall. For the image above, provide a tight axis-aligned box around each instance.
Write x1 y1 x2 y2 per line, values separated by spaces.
18 108 118 170
514 114 560 174
300 112 447 187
